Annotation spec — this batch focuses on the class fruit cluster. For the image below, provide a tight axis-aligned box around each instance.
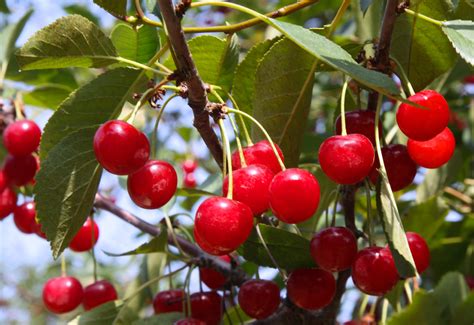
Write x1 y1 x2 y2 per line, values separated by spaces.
182 159 198 188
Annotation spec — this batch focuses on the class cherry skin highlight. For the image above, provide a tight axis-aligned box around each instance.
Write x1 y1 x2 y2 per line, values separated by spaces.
318 134 375 185
406 232 430 274
190 291 223 325
335 110 382 146
93 120 150 175
42 276 84 314
3 120 41 157
83 280 118 311
3 154 38 186
199 255 231 290
231 140 284 175
369 144 417 192
69 218 99 252
13 201 37 234
0 187 17 220
287 268 336 310
223 164 274 215
238 279 280 320
310 227 358 272
269 168 320 224
407 127 455 169
352 247 399 296
153 289 185 314
397 90 450 141
127 160 178 209
182 159 198 173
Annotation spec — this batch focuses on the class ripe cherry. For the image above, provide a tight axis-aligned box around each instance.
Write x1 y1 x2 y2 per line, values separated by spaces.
153 289 184 314
0 170 7 192
310 227 358 272
127 160 177 209
238 279 280 320
352 247 399 296
42 276 84 314
83 280 118 311
269 168 320 224
190 291 223 325
397 90 450 141
369 144 417 192
3 154 38 186
0 187 17 220
34 220 47 239
232 140 284 175
194 227 231 256
175 318 205 325
69 218 99 252
223 164 274 215
407 127 455 169
194 197 253 255
287 268 336 310
406 232 430 274
319 134 375 185
182 159 198 173
3 120 41 156
335 110 382 146
184 173 197 188
93 120 150 175
199 255 231 290
13 201 37 234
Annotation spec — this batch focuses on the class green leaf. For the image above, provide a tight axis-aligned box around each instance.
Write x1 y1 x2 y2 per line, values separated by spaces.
111 24 160 64
388 290 443 325
442 20 474 66
360 0 374 14
0 0 9 13
451 292 474 325
238 224 315 270
132 313 185 325
223 306 253 325
252 38 315 167
69 301 123 325
16 15 118 70
93 0 127 16
0 9 33 63
384 281 405 310
105 231 168 256
402 197 448 242
176 187 216 198
64 5 101 25
23 85 72 110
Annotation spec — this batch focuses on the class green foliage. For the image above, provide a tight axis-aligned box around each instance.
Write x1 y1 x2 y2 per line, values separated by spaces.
93 0 128 16
0 9 33 64
402 197 448 241
111 24 160 64
442 20 474 66
0 0 9 13
224 306 253 325
23 85 72 110
132 313 185 325
70 301 123 325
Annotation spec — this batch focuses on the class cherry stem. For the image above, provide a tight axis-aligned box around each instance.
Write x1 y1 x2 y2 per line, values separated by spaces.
167 261 173 289
60 254 67 277
227 108 286 171
391 56 416 96
384 123 399 145
90 216 98 282
340 78 349 136
125 88 154 124
374 96 388 173
380 298 389 325
151 93 178 158
230 287 245 324
164 213 189 258
226 91 253 146
404 8 443 27
183 265 195 317
364 180 374 246
404 280 413 304
13 93 24 120
218 119 233 200
358 294 369 318
255 224 287 281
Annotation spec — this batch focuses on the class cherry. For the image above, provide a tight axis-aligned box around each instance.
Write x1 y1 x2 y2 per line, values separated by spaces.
13 201 37 234
42 276 84 314
406 232 430 274
69 218 99 252
310 227 358 272
93 120 150 175
83 280 118 311
287 268 336 310
3 154 38 186
34 220 47 239
184 173 197 188
182 159 198 173
407 127 455 169
153 289 184 314
127 160 177 209
199 255 231 290
466 276 474 290
223 164 274 215
0 187 17 220
238 279 280 320
0 170 7 192
194 227 231 256
232 140 284 175
3 120 41 156
268 168 320 224
352 247 399 296
335 110 382 146
369 144 417 192
194 197 253 255
318 134 375 185
396 90 450 141
190 291 223 325
175 318 205 325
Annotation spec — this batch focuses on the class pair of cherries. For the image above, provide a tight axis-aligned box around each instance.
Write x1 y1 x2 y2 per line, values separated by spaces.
94 120 177 209
182 159 198 188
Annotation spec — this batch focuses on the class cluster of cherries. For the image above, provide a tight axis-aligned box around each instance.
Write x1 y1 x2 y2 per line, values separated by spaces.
182 158 198 188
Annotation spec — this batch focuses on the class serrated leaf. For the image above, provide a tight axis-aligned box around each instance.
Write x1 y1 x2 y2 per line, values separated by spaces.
93 0 127 16
69 301 123 325
105 231 168 256
23 85 72 110
442 20 474 66
132 313 185 325
238 224 315 270
16 15 118 70
111 24 160 64
0 9 33 63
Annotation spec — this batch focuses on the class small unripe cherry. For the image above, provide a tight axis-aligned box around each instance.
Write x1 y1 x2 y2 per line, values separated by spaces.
335 110 382 146
3 120 41 156
3 154 38 186
199 255 231 290
190 291 223 325
153 289 184 314
406 232 430 274
69 218 99 252
287 268 336 310
83 280 118 311
184 173 197 188
231 140 284 175
42 276 84 314
238 279 280 320
182 159 198 173
13 201 37 234
0 187 17 220
407 127 455 169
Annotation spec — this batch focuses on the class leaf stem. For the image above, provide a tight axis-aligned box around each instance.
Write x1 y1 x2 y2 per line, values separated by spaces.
340 78 349 136
164 214 188 258
404 8 443 26
126 88 154 124
255 224 287 281
226 91 253 146
218 119 233 200
116 56 170 76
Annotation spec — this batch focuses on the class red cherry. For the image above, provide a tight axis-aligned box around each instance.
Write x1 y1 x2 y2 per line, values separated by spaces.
0 170 7 192
406 232 430 274
369 144 417 192
93 120 150 175
238 279 280 320
319 134 375 185
3 154 38 186
153 289 184 314
335 110 382 146
352 247 399 296
223 164 274 215
287 268 336 310
3 120 41 156
310 227 358 272
194 227 231 256
13 201 37 234
184 173 197 188
269 168 320 224
194 197 253 255
232 140 284 175
407 127 455 169
397 90 450 141
42 276 84 314
199 255 231 290
175 318 205 325
127 160 177 209
190 291 223 325
69 218 99 252
34 220 47 239
182 159 198 173
466 276 474 290
0 187 17 220
83 280 118 311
